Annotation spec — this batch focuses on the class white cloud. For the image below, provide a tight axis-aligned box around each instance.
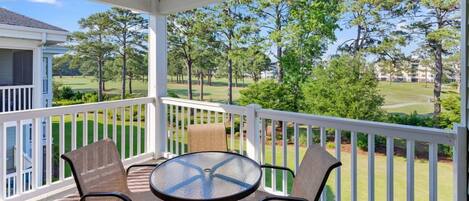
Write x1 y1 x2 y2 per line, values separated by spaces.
28 0 61 5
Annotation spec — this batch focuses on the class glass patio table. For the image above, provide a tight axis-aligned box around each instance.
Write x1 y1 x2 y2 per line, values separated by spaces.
150 151 262 201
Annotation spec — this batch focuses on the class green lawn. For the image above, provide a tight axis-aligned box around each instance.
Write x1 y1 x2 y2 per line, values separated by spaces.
55 76 458 114
378 82 457 114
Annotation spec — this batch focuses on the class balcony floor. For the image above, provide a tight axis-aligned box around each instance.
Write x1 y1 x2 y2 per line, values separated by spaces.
42 159 161 201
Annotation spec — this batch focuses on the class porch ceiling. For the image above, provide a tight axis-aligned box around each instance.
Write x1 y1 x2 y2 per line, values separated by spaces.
96 0 220 15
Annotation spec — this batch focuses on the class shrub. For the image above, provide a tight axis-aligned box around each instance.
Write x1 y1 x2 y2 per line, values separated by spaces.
301 55 385 121
239 80 296 111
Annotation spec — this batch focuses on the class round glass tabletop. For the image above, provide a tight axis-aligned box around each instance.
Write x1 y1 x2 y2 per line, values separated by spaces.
150 152 262 201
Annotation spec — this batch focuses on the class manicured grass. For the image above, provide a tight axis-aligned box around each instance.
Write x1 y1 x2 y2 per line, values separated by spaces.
55 76 458 114
378 82 458 114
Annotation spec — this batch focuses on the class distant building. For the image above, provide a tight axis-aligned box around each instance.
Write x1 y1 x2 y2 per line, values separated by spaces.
376 59 435 83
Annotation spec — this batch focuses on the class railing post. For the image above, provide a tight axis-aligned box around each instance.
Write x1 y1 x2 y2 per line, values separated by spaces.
148 11 168 159
454 125 467 201
246 104 261 162
0 122 5 200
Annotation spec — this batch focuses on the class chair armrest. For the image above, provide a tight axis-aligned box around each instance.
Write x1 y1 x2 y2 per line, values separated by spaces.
262 195 308 201
261 165 295 178
80 192 132 201
126 164 159 175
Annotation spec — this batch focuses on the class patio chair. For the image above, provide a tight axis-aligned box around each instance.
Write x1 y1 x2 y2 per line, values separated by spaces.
187 123 227 152
61 139 160 201
245 144 341 201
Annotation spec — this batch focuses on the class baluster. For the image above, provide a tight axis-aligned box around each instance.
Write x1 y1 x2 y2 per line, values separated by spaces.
129 106 134 157
320 127 327 201
239 115 244 154
59 115 65 180
175 106 179 155
200 109 203 124
22 88 25 110
137 105 142 155
46 117 52 185
29 88 32 109
230 113 235 151
368 134 375 201
15 121 24 194
121 107 126 159
207 110 211 124
429 143 438 201
169 105 174 153
406 140 415 201
72 113 77 150
282 121 288 195
94 110 98 142
307 125 312 148
335 129 341 201
144 104 148 152
31 118 40 189
104 109 108 139
13 88 16 111
386 136 394 201
261 119 266 188
294 123 299 171
181 107 185 155
113 109 117 144
271 120 276 192
351 132 357 201
83 112 88 146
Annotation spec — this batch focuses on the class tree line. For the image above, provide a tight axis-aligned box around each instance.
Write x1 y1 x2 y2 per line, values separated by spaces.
54 8 147 102
54 0 460 119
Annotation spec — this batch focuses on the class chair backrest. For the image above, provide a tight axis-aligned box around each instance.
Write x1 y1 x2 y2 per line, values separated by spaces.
61 139 130 197
291 144 341 201
187 123 227 152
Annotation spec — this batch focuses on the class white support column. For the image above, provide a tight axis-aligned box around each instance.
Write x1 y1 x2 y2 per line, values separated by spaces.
0 122 5 200
459 1 468 200
148 11 168 158
32 47 43 109
246 104 261 162
454 125 467 201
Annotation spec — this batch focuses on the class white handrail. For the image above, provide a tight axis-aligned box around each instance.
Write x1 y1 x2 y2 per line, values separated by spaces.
0 97 154 123
161 97 246 115
258 108 456 145
0 85 34 90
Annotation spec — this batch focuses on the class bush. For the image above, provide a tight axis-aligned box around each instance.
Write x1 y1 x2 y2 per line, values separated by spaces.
53 99 84 106
82 92 98 103
301 55 384 121
239 80 296 111
438 94 460 129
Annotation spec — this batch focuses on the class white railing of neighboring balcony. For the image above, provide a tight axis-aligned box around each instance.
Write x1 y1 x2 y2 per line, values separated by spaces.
162 97 466 201
0 85 34 113
0 97 154 201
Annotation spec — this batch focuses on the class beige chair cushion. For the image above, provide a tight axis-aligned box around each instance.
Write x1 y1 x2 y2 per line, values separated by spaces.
187 123 227 152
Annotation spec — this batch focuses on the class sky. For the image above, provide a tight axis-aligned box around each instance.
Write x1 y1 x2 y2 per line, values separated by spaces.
0 0 357 58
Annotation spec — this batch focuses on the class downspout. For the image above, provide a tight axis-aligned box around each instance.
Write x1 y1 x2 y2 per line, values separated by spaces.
40 32 47 46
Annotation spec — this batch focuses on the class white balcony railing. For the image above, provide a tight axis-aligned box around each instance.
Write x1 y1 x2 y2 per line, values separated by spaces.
0 97 154 200
161 97 466 201
0 85 34 113
0 97 465 201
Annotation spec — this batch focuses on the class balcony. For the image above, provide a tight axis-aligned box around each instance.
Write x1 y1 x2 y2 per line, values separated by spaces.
0 96 465 201
0 85 34 113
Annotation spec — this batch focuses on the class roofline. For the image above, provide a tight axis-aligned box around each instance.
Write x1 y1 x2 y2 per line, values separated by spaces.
0 23 69 35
